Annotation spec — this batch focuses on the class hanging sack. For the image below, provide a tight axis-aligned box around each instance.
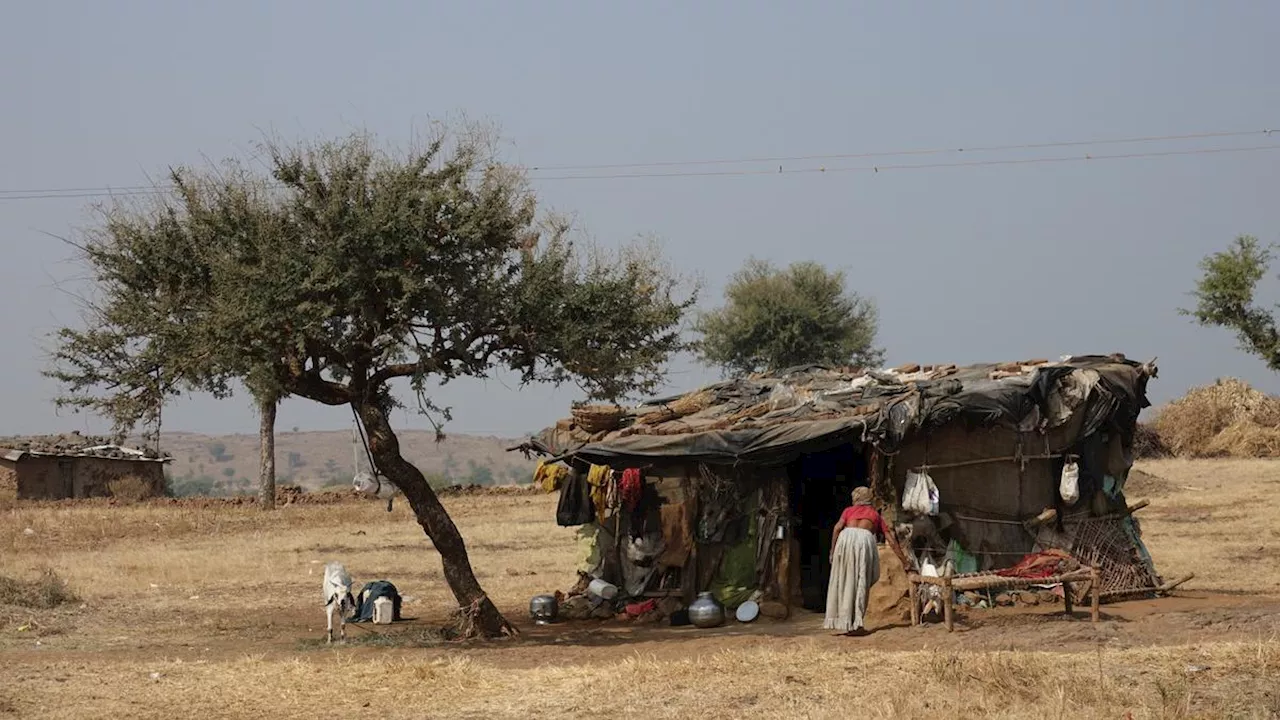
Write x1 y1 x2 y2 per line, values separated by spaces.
904 470 937 515
1059 460 1080 504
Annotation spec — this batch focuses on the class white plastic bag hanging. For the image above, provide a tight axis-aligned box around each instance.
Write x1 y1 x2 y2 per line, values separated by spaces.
903 469 940 515
1059 460 1080 504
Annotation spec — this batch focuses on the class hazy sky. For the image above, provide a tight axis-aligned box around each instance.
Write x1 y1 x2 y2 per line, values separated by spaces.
2 1 1278 439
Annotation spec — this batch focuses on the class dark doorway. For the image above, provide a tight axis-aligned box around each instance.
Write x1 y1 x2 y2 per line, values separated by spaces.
787 444 868 612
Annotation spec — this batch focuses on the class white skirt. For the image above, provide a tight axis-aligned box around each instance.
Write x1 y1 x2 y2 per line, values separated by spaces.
823 527 881 631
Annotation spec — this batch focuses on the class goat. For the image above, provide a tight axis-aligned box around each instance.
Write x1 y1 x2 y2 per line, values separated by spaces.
322 561 356 643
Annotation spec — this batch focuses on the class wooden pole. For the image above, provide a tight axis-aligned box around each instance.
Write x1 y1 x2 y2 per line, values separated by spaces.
942 566 954 632
909 578 920 626
1127 499 1150 513
1063 581 1074 618
1090 568 1101 623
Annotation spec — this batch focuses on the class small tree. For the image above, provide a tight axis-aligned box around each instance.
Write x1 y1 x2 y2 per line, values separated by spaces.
50 128 695 636
695 258 883 376
1183 235 1280 371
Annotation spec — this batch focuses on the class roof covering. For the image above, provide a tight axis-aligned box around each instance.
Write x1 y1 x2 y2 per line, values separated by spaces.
526 354 1157 468
0 433 169 463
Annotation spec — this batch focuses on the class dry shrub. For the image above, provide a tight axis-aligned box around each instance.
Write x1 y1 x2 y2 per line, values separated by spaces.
1152 378 1280 458
0 568 78 609
1133 423 1170 459
107 476 155 504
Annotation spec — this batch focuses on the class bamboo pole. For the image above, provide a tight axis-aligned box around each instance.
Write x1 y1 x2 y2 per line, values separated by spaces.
1090 568 1101 623
909 578 920 626
910 568 1093 592
942 566 955 632
909 452 1061 474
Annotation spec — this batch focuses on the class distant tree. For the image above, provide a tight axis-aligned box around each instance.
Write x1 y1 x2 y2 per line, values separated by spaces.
222 467 236 478
695 259 883 376
323 458 340 477
50 128 695 637
466 460 495 486
287 451 305 470
1183 235 1280 371
442 453 459 481
208 442 228 462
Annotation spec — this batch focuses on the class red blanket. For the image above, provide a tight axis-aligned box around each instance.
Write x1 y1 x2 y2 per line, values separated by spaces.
994 549 1080 579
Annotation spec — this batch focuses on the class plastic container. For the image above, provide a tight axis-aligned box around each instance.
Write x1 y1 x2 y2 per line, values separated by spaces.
372 596 394 625
586 578 618 600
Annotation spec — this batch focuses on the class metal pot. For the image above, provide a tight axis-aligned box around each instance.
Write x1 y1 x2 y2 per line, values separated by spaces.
688 591 725 628
529 594 558 625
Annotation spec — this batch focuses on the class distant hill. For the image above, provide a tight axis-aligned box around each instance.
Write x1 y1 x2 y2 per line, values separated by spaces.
142 429 538 496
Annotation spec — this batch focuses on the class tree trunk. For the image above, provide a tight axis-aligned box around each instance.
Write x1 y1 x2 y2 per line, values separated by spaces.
258 397 277 510
354 400 516 638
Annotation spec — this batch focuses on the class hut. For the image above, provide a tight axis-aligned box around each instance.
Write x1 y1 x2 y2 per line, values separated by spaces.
0 434 169 501
516 354 1165 617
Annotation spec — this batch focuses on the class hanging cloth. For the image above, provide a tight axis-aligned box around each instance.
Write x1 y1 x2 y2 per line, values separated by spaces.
586 464 612 524
620 468 643 511
535 460 568 493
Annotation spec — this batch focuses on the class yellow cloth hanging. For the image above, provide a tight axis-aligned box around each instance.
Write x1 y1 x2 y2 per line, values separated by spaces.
586 464 612 524
534 460 568 493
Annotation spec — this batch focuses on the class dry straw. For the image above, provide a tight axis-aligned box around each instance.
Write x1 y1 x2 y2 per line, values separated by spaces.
1152 378 1280 458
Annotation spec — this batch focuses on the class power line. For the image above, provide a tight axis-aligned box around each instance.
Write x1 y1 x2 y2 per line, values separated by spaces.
0 129 1276 201
526 128 1276 172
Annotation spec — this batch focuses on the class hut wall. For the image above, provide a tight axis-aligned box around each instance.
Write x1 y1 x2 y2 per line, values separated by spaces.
72 457 166 499
0 461 17 502
4 456 165 500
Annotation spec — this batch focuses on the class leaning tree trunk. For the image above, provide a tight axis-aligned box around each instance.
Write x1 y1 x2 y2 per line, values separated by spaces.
258 397 277 510
354 400 516 638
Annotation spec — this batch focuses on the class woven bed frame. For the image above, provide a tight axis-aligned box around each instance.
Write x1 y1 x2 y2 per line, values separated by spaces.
906 566 1101 631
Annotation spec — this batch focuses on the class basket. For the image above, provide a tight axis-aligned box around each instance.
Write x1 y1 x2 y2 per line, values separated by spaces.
571 404 626 433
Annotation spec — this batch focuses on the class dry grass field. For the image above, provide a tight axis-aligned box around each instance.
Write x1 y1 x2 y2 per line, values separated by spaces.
2 459 1278 719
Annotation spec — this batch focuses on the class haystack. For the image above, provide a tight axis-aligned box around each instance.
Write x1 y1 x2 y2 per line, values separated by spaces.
1152 378 1280 458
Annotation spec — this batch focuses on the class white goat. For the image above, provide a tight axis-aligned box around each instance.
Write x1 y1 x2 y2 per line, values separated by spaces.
322 561 356 643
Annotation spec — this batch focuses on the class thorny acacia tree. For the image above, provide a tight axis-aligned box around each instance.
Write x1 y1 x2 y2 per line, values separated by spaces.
49 168 292 508
1183 234 1280 371
50 130 696 636
695 258 883 376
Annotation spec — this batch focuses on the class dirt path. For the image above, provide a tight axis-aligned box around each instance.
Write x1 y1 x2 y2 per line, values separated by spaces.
7 591 1276 671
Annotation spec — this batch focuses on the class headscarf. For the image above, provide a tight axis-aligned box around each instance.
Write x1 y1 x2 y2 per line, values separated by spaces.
851 486 873 506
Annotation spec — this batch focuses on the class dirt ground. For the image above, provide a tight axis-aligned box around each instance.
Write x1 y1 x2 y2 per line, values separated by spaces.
2 459 1278 718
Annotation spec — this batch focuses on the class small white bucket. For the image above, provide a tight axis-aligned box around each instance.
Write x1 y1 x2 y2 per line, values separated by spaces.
372 596 394 625
586 578 618 600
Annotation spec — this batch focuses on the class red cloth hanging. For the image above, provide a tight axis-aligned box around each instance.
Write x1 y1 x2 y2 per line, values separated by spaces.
620 468 643 511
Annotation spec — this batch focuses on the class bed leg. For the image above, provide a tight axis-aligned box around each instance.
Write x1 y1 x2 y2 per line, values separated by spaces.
1063 581 1074 618
942 574 954 632
909 579 920 627
1090 569 1101 623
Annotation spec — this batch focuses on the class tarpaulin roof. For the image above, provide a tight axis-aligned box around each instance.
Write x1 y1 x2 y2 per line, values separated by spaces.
521 354 1157 468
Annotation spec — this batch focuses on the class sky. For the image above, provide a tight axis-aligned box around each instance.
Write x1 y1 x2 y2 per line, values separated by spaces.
1 1 1278 439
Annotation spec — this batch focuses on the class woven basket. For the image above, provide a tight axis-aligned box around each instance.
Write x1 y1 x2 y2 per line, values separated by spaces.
571 404 625 433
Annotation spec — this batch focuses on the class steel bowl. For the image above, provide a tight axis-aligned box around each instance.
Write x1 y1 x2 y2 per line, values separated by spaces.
529 594 559 625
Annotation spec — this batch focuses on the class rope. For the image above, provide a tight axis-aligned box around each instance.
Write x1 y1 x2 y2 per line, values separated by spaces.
351 406 380 492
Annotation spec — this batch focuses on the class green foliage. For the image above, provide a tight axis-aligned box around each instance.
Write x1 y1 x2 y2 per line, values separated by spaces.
208 442 229 462
169 475 217 497
1183 235 1280 371
695 258 883 376
49 127 696 432
286 451 305 469
465 460 494 486
221 467 236 478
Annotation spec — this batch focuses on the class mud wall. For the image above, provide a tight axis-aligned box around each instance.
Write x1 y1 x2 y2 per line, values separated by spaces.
3 456 165 500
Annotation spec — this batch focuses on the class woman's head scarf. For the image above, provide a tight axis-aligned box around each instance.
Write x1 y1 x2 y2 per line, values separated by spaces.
851 486 873 506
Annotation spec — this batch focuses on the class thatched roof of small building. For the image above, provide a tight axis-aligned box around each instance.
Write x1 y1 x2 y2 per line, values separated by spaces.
0 433 169 463
524 353 1157 468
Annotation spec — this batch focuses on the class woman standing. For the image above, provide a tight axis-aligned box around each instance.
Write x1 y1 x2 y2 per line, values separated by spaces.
824 486 911 636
